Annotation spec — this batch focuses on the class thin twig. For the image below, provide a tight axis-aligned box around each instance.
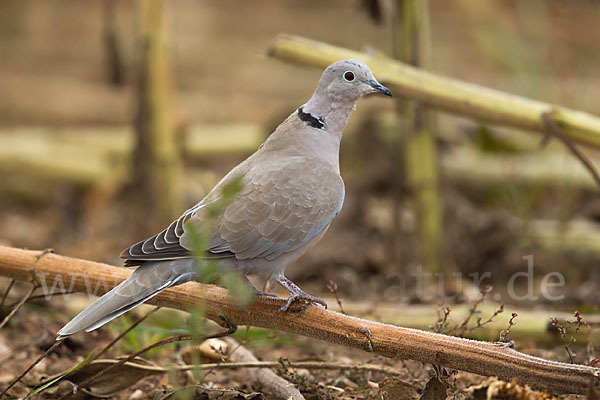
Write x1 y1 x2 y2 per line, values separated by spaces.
455 285 492 336
92 306 161 361
62 326 236 399
468 304 505 333
35 248 55 261
0 339 65 397
542 111 600 188
550 312 585 364
432 303 451 334
61 335 191 399
326 280 346 315
500 312 518 343
173 360 404 375
588 326 597 364
0 279 15 307
551 317 576 363
14 291 75 305
0 283 36 330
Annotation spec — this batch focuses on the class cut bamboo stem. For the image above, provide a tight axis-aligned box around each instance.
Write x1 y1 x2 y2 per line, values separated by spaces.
267 34 600 149
133 0 182 228
0 246 598 395
394 0 444 273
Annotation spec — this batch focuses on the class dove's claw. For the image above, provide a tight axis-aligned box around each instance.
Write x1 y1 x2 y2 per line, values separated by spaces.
275 276 328 313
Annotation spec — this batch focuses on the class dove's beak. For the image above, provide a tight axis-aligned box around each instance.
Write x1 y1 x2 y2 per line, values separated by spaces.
366 80 392 97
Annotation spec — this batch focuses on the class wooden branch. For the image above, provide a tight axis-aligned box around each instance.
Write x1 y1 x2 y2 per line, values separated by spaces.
541 111 600 188
267 34 600 149
0 246 598 395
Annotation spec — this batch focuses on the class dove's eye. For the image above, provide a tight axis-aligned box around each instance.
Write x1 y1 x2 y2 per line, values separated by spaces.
343 71 355 82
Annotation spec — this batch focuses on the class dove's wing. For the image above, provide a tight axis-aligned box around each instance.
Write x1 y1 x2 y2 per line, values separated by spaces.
120 156 252 264
197 156 345 261
120 201 207 264
121 156 344 264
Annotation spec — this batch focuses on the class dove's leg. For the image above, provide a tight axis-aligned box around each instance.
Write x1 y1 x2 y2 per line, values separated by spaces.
240 274 277 297
275 275 327 313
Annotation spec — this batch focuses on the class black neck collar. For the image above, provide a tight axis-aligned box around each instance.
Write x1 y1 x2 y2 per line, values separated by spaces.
297 107 325 130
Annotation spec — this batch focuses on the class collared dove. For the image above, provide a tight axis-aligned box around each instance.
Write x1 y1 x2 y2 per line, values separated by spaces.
57 59 391 338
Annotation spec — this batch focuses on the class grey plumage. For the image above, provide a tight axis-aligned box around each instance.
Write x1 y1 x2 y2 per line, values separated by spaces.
57 59 391 338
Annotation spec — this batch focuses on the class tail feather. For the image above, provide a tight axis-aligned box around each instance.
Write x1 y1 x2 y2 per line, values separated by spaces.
57 260 196 339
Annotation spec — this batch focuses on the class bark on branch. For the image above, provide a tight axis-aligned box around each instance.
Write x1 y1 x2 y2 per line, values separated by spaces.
0 246 598 395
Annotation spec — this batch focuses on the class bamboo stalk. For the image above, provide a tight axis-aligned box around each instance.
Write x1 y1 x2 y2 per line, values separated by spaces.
133 0 182 228
440 146 600 190
394 0 444 273
266 34 600 149
1 127 598 194
102 0 124 86
336 300 599 344
0 246 598 395
0 124 263 201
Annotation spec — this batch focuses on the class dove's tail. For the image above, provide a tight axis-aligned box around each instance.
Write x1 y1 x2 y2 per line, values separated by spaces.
57 260 196 339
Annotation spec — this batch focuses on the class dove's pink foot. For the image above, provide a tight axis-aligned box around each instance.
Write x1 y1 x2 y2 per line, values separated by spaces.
275 276 327 313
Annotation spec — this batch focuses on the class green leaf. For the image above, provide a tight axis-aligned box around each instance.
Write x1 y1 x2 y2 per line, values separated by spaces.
206 175 244 218
21 349 96 399
221 175 244 201
220 272 255 306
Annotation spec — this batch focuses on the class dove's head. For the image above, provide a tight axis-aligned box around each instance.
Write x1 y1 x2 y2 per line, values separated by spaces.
315 59 392 103
297 59 391 138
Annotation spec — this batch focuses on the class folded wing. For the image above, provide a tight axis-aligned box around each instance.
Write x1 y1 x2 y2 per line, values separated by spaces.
122 158 345 265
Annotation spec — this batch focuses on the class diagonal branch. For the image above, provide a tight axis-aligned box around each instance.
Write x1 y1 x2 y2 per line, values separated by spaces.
0 245 598 395
542 110 600 188
267 34 600 149
0 282 36 331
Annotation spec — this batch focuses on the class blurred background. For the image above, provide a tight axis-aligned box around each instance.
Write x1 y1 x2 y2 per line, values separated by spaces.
1 0 600 343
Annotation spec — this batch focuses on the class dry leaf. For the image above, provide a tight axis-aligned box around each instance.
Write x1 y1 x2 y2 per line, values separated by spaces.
464 378 556 400
588 384 600 400
419 375 449 400
158 385 264 400
37 358 164 397
378 376 419 400
487 379 554 400
180 338 229 364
